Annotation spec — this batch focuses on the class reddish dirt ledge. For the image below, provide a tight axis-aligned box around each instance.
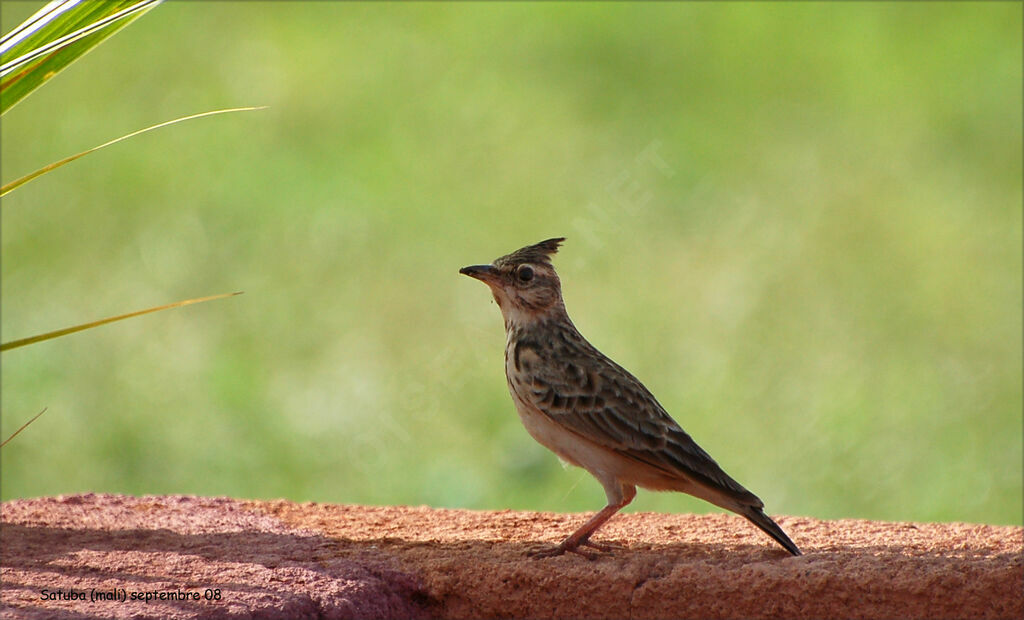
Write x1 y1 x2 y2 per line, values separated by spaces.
1 494 1020 619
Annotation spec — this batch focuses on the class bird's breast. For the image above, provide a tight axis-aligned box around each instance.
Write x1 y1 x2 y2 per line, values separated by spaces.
503 337 576 463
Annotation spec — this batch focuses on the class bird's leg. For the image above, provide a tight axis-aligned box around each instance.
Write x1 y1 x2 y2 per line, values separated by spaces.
530 483 636 558
578 526 630 552
536 503 622 558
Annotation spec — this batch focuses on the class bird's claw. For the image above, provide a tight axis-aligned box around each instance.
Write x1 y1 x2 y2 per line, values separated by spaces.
528 543 597 559
580 539 625 553
528 539 622 559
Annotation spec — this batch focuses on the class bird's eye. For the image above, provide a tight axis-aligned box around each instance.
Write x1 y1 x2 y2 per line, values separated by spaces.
516 265 534 283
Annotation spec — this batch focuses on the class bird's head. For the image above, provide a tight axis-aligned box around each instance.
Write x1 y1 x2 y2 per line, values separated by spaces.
460 237 567 326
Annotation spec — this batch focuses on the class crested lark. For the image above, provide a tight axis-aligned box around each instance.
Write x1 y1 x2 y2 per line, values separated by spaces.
460 238 801 557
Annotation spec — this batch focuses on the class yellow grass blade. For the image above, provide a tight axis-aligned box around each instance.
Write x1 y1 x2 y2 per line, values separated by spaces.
0 106 266 198
1 407 48 448
0 291 243 352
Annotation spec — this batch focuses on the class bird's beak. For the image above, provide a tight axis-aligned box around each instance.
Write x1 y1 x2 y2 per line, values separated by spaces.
459 264 499 283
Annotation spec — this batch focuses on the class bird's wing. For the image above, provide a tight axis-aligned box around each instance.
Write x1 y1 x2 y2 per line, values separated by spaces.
513 336 760 506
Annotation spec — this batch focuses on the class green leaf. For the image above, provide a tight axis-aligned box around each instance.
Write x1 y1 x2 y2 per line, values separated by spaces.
1 292 243 352
1 0 162 116
1 106 267 198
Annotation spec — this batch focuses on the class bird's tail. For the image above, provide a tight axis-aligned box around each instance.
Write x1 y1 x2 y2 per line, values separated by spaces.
741 506 801 556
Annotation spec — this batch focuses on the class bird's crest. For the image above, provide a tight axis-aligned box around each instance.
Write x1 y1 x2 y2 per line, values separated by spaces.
495 237 565 267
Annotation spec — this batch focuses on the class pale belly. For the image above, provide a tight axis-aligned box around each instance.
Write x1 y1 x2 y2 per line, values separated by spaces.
504 349 720 505
506 372 696 496
500 330 746 512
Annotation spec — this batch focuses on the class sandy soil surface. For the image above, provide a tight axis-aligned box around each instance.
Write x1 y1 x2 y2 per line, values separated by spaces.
1 494 1020 619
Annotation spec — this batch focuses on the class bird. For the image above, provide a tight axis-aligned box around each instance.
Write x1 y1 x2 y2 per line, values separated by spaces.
459 237 801 558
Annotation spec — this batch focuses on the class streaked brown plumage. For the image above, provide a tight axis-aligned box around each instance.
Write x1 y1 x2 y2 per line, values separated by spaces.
460 238 801 557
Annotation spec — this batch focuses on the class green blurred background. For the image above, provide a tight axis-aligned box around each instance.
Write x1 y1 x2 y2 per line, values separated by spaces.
1 1 1020 526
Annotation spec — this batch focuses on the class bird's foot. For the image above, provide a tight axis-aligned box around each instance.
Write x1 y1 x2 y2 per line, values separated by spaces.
528 538 621 559
580 539 625 553
528 542 597 559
